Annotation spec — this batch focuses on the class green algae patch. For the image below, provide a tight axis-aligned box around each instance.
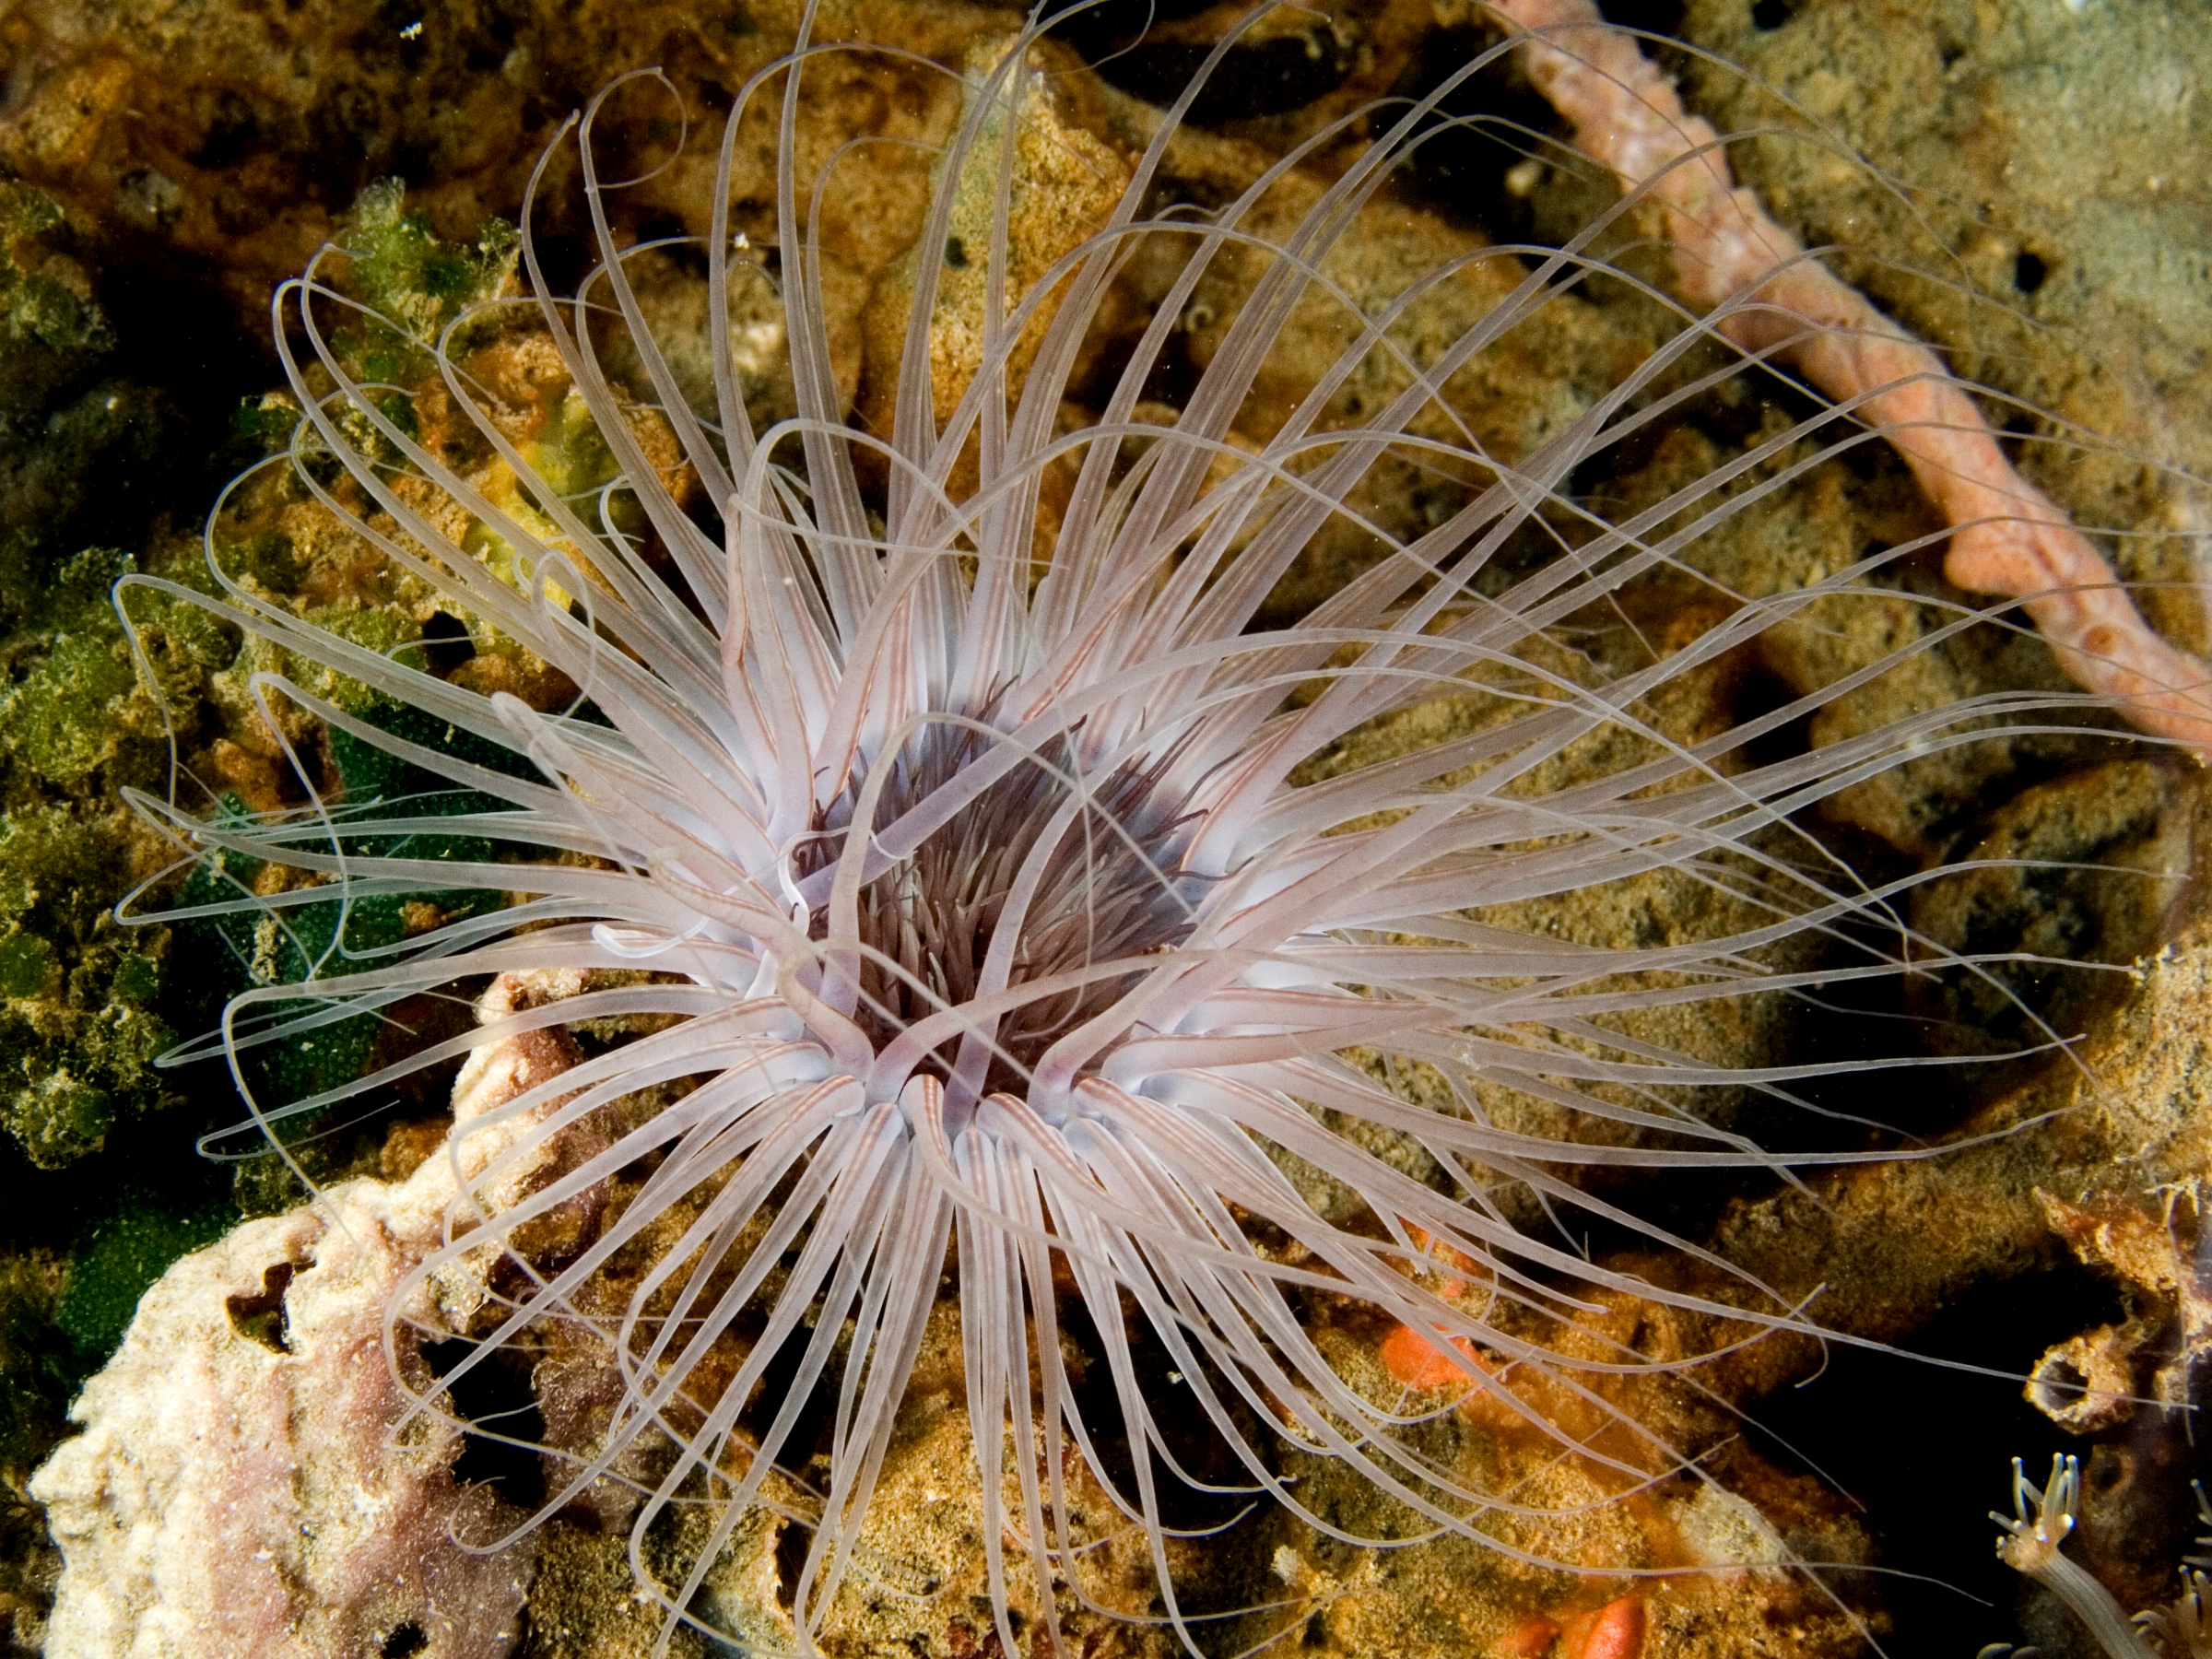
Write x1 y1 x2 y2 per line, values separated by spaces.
0 185 114 406
174 693 518 1214
0 935 52 1003
0 537 239 1171
0 549 156 791
6 629 139 788
0 807 174 1169
0 1251 72 1483
53 1184 231 1365
335 177 518 382
0 544 234 801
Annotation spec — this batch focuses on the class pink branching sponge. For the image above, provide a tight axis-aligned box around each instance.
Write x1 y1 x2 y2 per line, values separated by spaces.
1492 0 2212 758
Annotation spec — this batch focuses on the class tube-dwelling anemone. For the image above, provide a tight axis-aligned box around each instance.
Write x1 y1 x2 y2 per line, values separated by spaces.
121 6 2159 1653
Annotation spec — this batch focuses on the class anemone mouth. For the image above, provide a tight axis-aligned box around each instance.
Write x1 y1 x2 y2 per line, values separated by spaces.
797 718 1206 1093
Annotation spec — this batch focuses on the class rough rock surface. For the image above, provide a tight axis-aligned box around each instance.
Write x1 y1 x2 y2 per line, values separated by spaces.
26 972 594 1659
1678 0 2212 654
29 1182 533 1659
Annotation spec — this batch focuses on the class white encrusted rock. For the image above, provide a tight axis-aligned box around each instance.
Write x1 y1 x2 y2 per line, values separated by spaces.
29 971 598 1659
30 1182 534 1659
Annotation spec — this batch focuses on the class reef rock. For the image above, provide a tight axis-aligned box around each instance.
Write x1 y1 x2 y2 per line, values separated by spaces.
28 970 598 1659
28 1181 533 1659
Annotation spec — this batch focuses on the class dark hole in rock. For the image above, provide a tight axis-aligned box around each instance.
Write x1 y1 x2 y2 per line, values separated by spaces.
550 1498 605 1531
1085 32 1357 123
772 1515 812 1613
2029 1356 2088 1411
1594 0 1686 36
1047 0 1353 124
524 231 595 300
1746 1257 2127 1649
1056 1293 1261 1537
187 88 263 171
381 1622 429 1658
1046 0 1221 53
1749 0 1797 28
2087 1442 2129 1493
2014 250 2048 294
1906 758 2192 1098
225 1261 295 1353
420 1335 547 1509
736 1314 840 1474
419 610 474 677
1386 29 1561 247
